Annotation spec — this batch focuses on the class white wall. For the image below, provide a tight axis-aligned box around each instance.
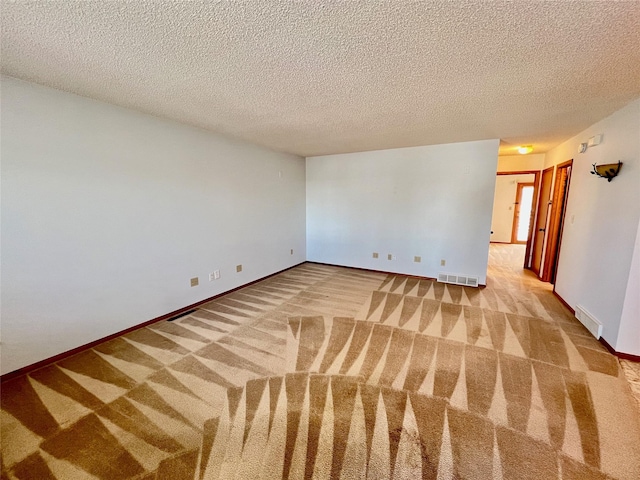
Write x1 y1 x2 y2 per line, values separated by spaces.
490 174 535 243
306 140 500 284
497 154 545 172
544 98 640 353
617 219 640 354
1 76 306 374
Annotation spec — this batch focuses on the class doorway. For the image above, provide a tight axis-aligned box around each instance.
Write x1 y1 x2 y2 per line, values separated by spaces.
511 182 535 244
541 160 573 284
491 170 541 269
531 167 554 276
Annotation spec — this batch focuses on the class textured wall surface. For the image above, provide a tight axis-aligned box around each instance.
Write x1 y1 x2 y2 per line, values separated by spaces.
2 1 639 156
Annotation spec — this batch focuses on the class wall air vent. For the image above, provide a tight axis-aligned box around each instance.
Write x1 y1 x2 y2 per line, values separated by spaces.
437 273 479 288
575 305 603 339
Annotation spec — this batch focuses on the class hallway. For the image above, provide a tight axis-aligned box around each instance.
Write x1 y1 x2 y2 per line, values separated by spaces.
488 242 640 410
487 243 552 292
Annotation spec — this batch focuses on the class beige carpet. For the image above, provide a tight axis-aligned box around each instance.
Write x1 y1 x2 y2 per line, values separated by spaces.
2 245 640 479
621 360 640 411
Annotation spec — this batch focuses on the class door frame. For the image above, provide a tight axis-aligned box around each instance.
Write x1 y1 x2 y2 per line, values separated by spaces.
542 159 573 284
496 170 541 269
511 182 535 244
531 166 554 276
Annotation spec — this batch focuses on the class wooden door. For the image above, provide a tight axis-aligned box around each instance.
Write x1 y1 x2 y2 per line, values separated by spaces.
511 182 535 244
531 167 553 275
542 160 573 283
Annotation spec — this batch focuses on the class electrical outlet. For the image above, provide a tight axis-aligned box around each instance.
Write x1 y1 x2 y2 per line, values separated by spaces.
190 277 199 287
440 259 446 266
209 273 215 281
290 249 294 255
236 264 242 273
214 269 220 279
372 252 379 259
414 256 421 263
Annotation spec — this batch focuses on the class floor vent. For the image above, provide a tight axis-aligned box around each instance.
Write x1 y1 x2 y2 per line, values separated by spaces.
438 273 479 287
575 305 603 339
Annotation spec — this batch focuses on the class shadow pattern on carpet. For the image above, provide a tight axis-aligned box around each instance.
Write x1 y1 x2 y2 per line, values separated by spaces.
2 261 639 479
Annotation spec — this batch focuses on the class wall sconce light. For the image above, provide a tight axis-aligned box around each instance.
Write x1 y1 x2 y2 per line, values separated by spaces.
517 145 533 154
591 161 622 182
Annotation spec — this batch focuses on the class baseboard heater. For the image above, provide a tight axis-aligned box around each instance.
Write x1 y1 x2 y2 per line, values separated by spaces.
438 273 479 287
574 305 603 339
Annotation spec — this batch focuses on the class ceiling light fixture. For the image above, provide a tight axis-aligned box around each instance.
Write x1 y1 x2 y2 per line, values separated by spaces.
517 145 533 155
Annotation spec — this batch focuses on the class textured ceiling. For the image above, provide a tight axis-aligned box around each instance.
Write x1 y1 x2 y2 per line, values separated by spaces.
2 1 640 157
